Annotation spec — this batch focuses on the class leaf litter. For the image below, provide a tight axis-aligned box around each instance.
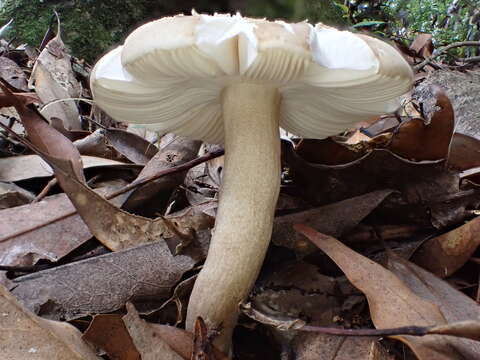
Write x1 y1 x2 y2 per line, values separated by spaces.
0 22 479 360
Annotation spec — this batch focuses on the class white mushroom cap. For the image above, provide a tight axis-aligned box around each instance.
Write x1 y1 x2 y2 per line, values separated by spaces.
91 13 413 144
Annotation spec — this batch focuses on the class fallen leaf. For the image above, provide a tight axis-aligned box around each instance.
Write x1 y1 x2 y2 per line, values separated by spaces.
411 216 480 277
122 136 201 213
11 240 198 320
2 86 188 251
0 56 28 91
294 137 364 166
83 314 140 360
388 86 454 161
288 146 463 228
149 276 197 326
388 253 480 325
105 128 159 165
122 303 185 360
255 261 339 322
294 224 477 360
409 33 434 58
30 27 82 129
73 129 115 158
0 181 131 267
271 190 393 254
0 283 100 359
429 320 480 341
387 253 480 358
0 155 139 182
0 181 35 209
448 133 480 171
0 193 91 266
50 117 90 142
290 334 389 360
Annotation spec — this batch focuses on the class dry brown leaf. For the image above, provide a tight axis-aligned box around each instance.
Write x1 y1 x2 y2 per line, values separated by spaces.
11 240 197 320
388 253 480 327
122 303 186 360
0 193 91 266
1 86 173 251
0 182 35 209
50 117 90 142
293 225 477 360
409 33 434 58
290 334 390 360
448 133 480 171
252 262 339 326
0 155 138 182
429 320 480 341
272 190 393 254
123 136 201 213
30 30 82 129
0 56 28 91
49 164 172 251
389 86 454 161
82 314 140 360
0 180 131 267
288 144 462 228
105 128 159 165
387 254 480 358
411 216 480 277
0 283 100 359
294 137 364 166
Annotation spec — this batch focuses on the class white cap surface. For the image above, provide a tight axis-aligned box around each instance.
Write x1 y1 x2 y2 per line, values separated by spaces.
91 13 413 144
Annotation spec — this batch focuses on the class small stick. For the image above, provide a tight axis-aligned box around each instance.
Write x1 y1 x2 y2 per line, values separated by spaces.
414 41 480 71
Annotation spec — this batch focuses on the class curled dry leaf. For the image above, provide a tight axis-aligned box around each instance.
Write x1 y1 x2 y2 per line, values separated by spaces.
388 86 454 162
11 240 197 320
293 224 479 360
0 284 100 359
293 137 364 166
411 216 480 277
82 314 140 360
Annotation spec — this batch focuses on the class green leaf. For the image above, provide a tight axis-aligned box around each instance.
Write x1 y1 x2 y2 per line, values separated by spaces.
353 20 386 28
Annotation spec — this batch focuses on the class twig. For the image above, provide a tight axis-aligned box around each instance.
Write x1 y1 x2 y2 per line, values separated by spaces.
33 177 58 203
242 303 480 340
414 41 480 71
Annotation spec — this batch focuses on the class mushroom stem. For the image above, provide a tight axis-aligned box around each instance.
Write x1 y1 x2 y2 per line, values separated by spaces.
186 82 281 352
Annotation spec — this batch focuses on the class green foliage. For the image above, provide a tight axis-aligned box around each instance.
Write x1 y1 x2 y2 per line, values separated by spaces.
0 0 152 62
384 0 478 45
244 0 349 26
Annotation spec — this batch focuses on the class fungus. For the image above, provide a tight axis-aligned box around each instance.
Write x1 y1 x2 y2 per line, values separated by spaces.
91 13 413 353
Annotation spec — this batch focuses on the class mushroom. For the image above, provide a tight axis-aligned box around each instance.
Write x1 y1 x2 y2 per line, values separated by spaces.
90 13 413 352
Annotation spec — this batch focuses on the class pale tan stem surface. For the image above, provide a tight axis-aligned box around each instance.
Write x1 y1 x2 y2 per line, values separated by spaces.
186 82 281 352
